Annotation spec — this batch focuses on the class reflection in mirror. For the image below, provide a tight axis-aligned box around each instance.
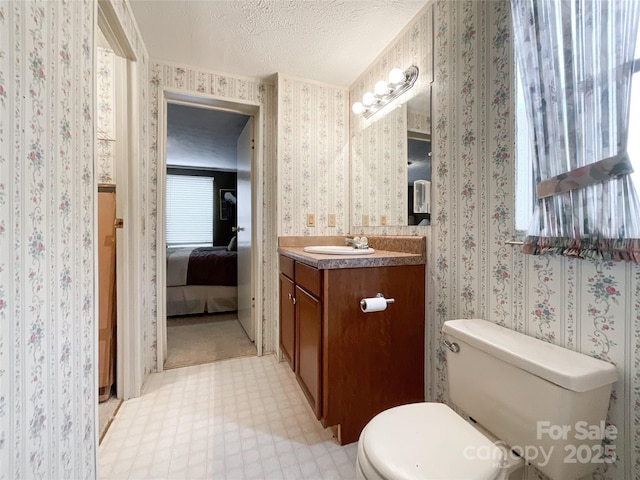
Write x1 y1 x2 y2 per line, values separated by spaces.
350 85 431 227
350 104 408 227
407 88 431 226
348 2 433 228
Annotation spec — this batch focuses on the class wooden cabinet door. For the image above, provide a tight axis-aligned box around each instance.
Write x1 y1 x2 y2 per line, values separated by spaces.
98 187 117 402
279 273 296 370
322 264 425 444
295 285 322 419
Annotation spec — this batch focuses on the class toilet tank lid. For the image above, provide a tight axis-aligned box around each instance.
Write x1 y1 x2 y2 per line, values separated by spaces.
442 319 618 393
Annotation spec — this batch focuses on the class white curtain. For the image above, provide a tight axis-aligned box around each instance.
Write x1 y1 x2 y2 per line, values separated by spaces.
512 0 640 262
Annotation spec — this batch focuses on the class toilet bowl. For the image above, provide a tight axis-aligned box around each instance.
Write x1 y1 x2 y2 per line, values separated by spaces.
356 403 523 480
356 319 619 480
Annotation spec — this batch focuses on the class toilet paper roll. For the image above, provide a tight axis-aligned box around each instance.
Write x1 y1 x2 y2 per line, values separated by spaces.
360 296 387 313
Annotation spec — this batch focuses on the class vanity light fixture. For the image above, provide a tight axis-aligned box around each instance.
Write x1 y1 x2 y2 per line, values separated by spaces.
352 65 419 119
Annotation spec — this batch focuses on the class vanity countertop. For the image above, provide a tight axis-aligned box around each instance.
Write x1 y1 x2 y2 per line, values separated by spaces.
278 235 426 270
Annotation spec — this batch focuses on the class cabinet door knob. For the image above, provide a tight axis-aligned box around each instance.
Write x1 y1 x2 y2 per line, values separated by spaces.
292 297 296 305
288 293 292 300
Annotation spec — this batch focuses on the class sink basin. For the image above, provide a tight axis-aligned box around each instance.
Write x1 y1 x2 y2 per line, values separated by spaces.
303 245 375 255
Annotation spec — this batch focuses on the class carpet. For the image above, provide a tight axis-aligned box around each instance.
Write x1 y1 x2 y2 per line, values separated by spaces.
164 312 256 369
98 396 121 444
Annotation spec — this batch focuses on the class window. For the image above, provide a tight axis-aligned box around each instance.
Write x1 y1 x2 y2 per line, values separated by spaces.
166 173 214 247
515 27 640 234
629 30 640 193
515 62 535 233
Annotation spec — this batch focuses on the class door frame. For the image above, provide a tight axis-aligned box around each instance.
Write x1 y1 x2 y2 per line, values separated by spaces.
97 0 142 400
156 88 264 372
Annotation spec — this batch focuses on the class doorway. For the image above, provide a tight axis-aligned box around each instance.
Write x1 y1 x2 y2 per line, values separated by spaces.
163 104 255 368
156 91 264 371
96 5 140 440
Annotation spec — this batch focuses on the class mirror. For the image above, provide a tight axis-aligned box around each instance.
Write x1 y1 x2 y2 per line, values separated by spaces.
407 89 432 226
350 85 432 227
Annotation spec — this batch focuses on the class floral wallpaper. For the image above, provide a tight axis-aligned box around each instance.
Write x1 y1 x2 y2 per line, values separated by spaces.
351 103 408 227
277 75 349 236
148 62 278 362
2 0 633 478
350 1 640 478
123 1 640 477
407 108 430 134
426 1 640 478
0 0 150 476
97 47 116 184
0 1 96 478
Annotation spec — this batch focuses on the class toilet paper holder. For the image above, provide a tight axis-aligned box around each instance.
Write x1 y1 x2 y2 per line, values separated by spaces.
359 293 395 310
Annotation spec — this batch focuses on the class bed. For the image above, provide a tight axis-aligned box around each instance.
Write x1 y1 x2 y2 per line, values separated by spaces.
166 246 238 316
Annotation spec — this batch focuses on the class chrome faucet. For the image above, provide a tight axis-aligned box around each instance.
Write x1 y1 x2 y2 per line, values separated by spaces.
345 236 369 249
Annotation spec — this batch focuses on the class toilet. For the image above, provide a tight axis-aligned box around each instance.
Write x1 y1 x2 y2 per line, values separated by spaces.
356 319 619 480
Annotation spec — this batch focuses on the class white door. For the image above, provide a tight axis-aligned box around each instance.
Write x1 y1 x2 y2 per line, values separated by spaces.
236 118 254 341
98 24 141 399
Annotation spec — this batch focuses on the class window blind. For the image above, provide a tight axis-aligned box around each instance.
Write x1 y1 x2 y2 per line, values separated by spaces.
166 174 214 247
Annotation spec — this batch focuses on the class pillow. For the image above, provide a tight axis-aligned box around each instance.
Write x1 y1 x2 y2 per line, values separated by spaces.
227 236 237 251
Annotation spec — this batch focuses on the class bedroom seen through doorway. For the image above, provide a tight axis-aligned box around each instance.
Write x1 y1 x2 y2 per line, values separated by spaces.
163 103 256 369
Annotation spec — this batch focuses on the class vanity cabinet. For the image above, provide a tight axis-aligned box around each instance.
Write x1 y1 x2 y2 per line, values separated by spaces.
295 284 322 418
278 252 425 445
279 255 324 418
279 272 295 369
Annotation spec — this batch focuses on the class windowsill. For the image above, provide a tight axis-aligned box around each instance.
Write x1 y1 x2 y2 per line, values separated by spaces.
167 244 213 249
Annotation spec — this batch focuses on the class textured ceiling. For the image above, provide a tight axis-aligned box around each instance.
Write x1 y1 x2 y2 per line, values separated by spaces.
166 103 250 170
129 0 429 85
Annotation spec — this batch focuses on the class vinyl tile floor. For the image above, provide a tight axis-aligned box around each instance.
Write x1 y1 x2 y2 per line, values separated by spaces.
98 354 358 479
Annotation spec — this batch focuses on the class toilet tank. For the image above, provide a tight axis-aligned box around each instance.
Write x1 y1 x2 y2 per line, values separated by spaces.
442 319 618 480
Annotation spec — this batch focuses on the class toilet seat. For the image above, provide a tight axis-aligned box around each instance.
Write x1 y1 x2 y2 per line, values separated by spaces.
357 403 508 480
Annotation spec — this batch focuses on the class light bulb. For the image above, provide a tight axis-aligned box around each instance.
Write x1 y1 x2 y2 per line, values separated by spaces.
374 80 389 96
352 102 365 115
388 67 405 85
362 92 375 106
